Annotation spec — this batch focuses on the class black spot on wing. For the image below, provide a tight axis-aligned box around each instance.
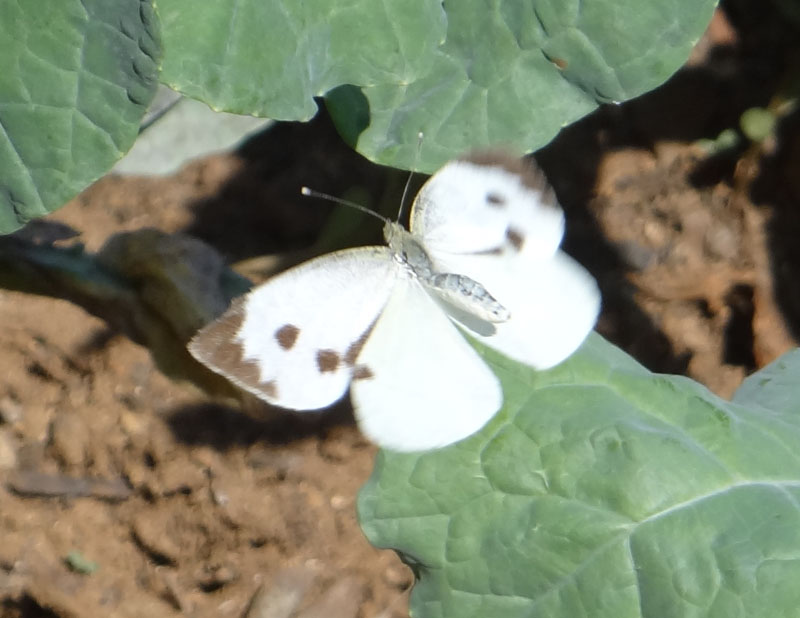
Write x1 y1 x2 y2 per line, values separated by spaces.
275 324 300 350
316 349 340 373
260 381 278 399
506 227 525 251
485 192 507 208
352 365 374 380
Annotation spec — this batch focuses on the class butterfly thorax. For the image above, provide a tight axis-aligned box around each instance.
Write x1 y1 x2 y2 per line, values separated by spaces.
383 222 510 324
384 222 435 279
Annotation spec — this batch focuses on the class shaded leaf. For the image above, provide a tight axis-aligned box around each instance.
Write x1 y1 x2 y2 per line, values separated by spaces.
0 0 160 232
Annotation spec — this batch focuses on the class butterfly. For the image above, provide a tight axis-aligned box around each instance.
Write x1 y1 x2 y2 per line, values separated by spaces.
189 152 600 452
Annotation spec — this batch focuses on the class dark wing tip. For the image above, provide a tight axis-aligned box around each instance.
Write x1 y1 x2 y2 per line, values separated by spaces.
188 299 278 402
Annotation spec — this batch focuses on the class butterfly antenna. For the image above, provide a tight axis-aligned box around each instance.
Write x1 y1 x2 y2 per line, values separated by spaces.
396 131 424 223
300 187 391 224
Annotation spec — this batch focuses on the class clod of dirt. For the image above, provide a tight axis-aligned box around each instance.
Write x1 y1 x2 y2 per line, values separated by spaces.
243 566 317 618
0 395 24 424
119 410 150 438
50 412 90 468
0 428 18 469
156 568 192 613
155 456 208 496
295 576 365 618
316 426 369 462
210 468 327 547
131 512 183 566
381 564 413 590
194 561 239 591
317 439 353 463
14 441 46 470
0 546 92 618
18 403 53 444
245 447 305 480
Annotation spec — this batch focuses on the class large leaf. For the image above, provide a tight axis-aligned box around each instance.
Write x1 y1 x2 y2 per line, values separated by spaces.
358 335 800 618
0 0 160 233
158 0 717 171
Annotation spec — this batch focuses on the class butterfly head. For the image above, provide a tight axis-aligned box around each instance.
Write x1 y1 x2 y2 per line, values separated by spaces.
382 220 405 247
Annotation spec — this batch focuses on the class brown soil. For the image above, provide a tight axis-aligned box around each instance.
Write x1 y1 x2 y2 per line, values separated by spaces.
1 5 799 617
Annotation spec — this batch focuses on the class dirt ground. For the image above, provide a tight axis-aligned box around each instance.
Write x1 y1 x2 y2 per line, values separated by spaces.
1 4 799 617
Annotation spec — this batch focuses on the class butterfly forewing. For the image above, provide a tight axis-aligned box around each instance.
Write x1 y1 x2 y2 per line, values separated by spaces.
351 273 502 451
190 247 398 410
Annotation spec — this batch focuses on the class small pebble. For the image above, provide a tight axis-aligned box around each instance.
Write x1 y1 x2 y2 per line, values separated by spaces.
617 241 658 271
643 220 669 247
329 495 349 510
382 565 412 590
131 515 181 566
317 439 351 463
157 457 207 496
705 225 739 261
295 576 364 618
0 429 18 470
243 566 316 618
119 410 148 437
50 413 88 467
15 441 45 469
195 562 239 591
246 448 304 477
0 396 24 424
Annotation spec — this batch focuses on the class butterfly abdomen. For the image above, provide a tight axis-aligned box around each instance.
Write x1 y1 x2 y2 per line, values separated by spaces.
426 272 510 323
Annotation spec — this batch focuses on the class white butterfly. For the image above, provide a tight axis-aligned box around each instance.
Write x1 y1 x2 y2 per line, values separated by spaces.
189 152 600 452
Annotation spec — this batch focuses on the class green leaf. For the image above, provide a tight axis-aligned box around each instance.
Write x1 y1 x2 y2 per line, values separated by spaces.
159 0 716 171
358 335 800 618
0 0 160 233
733 349 800 418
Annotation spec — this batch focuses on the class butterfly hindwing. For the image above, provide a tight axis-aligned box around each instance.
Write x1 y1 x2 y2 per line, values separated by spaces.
189 247 397 410
410 152 601 370
434 249 600 369
411 154 565 259
350 273 502 451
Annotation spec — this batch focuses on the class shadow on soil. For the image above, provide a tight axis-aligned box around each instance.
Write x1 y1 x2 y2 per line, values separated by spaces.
167 399 357 449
